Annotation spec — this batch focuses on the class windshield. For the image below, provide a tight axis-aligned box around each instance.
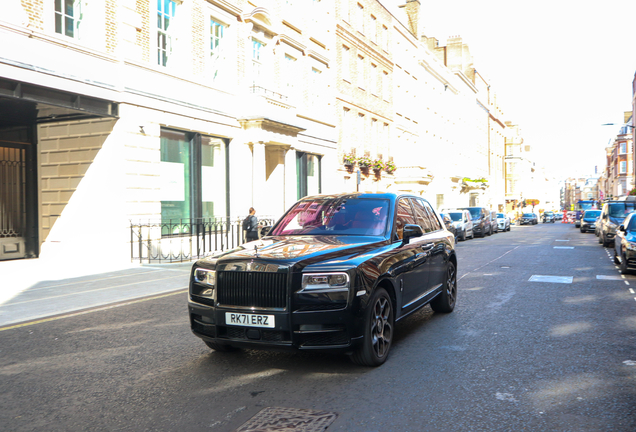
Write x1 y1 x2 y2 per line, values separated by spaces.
627 214 636 231
584 210 601 218
545 212 554 216
448 212 463 222
523 213 533 217
497 213 505 218
270 198 389 236
608 203 636 219
462 208 481 219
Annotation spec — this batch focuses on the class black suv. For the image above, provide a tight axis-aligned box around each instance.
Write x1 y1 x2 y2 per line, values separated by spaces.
458 207 491 237
188 192 457 366
598 197 636 247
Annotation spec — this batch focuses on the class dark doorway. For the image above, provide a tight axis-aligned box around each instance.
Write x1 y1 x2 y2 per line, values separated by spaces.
0 98 38 260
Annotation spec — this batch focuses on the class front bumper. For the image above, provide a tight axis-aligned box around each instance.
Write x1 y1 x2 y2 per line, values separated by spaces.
188 300 364 352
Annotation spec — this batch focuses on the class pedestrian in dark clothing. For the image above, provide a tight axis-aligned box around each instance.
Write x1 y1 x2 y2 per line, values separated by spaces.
245 207 259 242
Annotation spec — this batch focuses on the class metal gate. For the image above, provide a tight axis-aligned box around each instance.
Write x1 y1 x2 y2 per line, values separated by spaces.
0 142 28 260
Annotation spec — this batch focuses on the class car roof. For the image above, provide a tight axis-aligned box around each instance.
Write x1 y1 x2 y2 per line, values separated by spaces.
301 191 418 201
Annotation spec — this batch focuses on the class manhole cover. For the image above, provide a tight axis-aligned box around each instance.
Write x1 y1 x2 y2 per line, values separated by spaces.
236 407 338 432
529 275 573 284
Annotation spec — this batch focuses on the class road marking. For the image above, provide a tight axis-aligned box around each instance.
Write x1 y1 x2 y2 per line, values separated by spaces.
597 275 625 280
553 246 574 249
630 288 635 294
458 246 520 281
626 281 630 286
529 275 573 284
555 240 570 242
0 288 188 332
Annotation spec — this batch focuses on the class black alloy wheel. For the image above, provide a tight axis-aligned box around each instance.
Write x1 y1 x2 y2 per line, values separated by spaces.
430 261 457 313
352 288 394 367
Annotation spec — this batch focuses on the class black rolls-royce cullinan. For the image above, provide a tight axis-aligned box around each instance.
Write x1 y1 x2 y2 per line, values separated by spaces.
188 192 458 366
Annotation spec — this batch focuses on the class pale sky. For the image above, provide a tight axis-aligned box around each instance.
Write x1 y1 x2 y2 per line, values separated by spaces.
420 0 636 180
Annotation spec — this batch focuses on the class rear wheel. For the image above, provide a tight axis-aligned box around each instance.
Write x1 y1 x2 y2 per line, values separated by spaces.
351 288 394 367
460 229 466 241
430 261 457 313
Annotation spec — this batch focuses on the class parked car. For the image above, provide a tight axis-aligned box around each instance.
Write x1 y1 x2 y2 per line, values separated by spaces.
440 213 458 240
613 211 636 273
496 213 511 231
598 197 636 247
188 192 458 366
580 210 601 233
555 212 563 221
447 209 474 241
519 213 538 225
458 207 491 237
489 210 499 234
542 211 556 223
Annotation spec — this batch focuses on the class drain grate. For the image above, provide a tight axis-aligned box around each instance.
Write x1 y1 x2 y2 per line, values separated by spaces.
236 407 338 432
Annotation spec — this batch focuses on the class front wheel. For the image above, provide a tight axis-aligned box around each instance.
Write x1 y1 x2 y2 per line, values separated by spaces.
620 253 630 274
430 261 457 313
351 288 394 367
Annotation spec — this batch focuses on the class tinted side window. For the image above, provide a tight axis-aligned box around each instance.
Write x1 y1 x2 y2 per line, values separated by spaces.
421 200 442 231
395 198 416 240
410 198 432 232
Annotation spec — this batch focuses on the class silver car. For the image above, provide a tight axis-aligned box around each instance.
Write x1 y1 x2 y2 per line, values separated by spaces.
446 210 474 241
497 213 511 231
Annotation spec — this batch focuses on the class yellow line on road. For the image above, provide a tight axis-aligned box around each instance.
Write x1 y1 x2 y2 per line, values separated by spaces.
0 288 188 332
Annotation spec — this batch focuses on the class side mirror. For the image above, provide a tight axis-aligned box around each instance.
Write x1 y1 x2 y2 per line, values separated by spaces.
619 225 626 232
402 224 423 243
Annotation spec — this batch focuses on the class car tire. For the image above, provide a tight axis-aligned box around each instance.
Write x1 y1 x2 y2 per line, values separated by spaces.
620 253 630 274
580 228 585 233
599 233 603 244
430 261 457 313
460 230 466 241
614 250 620 265
351 288 394 367
204 341 240 352
602 235 611 248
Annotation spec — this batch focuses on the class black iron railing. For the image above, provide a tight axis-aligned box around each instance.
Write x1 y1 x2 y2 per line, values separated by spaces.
130 216 277 263
249 85 288 101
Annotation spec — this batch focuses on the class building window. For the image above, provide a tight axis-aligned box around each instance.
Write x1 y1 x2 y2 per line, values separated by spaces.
284 54 297 95
342 45 351 82
382 71 389 100
209 19 227 81
356 4 364 34
297 152 321 199
382 25 389 51
620 142 627 154
251 38 264 87
157 0 177 66
370 63 378 95
370 15 377 43
310 66 323 109
55 0 82 38
358 55 365 89
160 129 227 234
620 160 627 174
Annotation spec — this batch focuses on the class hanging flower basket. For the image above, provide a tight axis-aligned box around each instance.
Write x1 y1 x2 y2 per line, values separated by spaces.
384 160 396 175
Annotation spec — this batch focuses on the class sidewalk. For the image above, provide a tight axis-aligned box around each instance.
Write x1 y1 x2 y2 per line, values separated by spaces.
0 257 194 328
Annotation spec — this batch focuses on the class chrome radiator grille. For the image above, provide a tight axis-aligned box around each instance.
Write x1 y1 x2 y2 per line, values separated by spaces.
217 271 288 309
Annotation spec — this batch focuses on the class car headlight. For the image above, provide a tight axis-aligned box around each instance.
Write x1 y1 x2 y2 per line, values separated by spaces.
192 268 216 298
627 243 636 252
300 273 350 293
608 222 617 230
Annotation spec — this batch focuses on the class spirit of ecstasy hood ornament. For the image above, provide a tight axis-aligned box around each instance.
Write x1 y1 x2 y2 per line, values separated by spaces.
254 244 259 258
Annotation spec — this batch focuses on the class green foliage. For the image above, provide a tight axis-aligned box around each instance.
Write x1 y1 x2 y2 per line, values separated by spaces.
384 160 396 174
357 155 373 167
343 152 356 165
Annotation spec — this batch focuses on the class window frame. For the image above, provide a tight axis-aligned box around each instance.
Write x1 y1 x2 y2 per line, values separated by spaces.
54 0 82 39
157 0 178 67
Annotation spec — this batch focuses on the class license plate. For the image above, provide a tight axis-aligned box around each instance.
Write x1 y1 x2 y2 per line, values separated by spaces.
225 312 275 328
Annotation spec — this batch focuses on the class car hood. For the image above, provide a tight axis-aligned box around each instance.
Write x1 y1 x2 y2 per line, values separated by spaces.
195 235 393 272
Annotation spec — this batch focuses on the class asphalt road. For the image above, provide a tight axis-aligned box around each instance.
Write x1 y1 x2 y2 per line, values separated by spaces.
1 223 635 432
